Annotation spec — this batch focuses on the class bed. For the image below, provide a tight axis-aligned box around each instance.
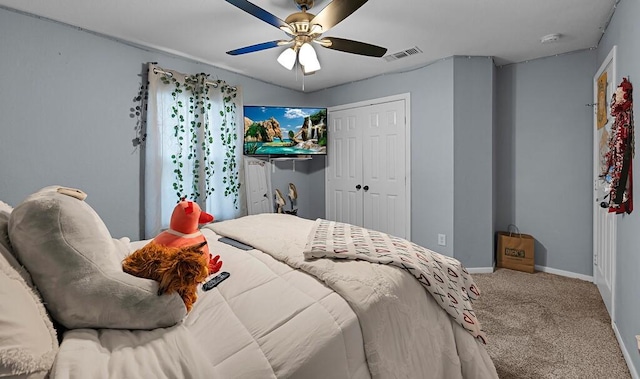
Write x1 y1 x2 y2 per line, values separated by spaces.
0 186 498 379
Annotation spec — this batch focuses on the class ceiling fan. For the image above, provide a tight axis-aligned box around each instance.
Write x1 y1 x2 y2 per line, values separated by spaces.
225 0 387 74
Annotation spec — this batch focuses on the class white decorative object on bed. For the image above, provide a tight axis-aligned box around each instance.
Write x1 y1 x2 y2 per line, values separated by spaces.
1 186 498 379
8 186 186 330
0 201 59 379
0 200 13 251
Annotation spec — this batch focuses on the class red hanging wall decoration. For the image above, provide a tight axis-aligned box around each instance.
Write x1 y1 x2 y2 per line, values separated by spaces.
602 77 635 214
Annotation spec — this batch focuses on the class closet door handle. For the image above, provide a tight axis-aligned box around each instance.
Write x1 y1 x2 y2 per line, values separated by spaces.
363 185 369 191
356 185 362 190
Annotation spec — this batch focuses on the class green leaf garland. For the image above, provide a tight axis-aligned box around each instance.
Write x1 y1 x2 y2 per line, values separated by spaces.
159 71 239 207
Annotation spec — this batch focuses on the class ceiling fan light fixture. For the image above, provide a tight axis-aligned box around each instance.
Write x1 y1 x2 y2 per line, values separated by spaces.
298 42 317 65
302 59 321 74
277 47 297 70
298 42 321 73
302 62 320 75
225 0 386 76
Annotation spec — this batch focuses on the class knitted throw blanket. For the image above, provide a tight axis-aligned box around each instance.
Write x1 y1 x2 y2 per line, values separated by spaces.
304 219 487 343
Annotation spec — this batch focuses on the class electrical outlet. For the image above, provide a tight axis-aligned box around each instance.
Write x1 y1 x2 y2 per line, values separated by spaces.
438 234 446 246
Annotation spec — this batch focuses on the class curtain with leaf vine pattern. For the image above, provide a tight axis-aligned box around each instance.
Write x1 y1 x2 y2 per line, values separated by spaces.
144 63 245 237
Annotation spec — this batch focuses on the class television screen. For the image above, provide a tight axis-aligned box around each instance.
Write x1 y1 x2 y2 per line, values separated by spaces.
243 105 327 156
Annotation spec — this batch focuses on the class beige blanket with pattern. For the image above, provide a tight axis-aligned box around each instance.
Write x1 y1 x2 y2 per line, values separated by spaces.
304 218 487 343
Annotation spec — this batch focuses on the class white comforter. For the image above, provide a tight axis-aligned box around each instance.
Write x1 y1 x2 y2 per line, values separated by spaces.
51 214 497 379
52 227 370 379
209 214 498 379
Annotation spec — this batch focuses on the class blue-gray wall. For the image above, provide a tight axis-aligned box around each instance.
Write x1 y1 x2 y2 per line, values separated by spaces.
495 49 596 276
270 157 326 220
0 7 306 238
453 57 495 269
597 0 640 374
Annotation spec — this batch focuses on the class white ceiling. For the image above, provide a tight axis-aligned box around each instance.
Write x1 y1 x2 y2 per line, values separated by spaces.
0 0 617 92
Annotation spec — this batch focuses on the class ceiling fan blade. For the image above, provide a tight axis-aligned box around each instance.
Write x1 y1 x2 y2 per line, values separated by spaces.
321 37 387 57
225 0 289 30
226 40 283 55
310 0 368 31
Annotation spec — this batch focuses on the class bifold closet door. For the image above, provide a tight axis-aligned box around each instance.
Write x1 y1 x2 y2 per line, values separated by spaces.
326 108 364 227
362 100 407 238
326 99 407 238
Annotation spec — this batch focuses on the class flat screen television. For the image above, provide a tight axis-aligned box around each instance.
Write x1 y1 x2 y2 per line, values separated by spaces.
243 105 327 156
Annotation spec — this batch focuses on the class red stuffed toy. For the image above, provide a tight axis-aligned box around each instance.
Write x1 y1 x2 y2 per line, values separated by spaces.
153 199 223 275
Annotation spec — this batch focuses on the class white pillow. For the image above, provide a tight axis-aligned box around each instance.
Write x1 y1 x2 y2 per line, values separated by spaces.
8 186 187 330
0 243 58 378
0 200 33 286
0 200 13 253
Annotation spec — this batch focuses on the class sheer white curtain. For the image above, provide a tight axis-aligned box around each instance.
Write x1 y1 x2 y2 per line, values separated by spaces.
144 63 245 238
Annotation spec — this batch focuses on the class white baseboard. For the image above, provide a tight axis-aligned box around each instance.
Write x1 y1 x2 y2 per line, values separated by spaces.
466 267 495 274
472 265 594 281
534 265 593 282
613 322 640 379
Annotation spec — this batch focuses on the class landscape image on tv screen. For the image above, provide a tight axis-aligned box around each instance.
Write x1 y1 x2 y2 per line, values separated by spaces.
243 106 327 156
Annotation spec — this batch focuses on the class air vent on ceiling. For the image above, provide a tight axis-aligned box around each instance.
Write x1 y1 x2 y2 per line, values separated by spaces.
384 46 423 62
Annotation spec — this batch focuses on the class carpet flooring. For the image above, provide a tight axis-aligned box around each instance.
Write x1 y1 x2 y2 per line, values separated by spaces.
472 268 631 379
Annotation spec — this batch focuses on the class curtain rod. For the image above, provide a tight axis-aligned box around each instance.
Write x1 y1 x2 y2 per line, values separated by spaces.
152 67 237 92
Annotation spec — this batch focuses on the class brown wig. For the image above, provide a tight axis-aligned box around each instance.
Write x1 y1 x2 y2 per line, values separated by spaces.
122 241 209 312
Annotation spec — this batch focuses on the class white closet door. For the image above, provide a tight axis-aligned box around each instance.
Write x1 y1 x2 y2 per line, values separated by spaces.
362 100 407 238
326 96 409 239
326 109 363 227
244 157 272 215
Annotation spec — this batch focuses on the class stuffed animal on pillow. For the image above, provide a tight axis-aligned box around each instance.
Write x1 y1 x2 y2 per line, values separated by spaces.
152 199 222 275
123 241 209 312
